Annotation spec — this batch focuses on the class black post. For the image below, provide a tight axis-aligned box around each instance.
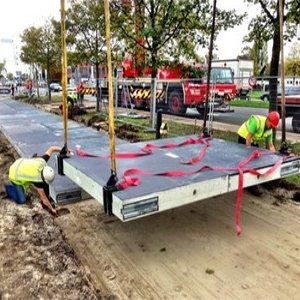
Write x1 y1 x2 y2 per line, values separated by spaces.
103 172 118 215
57 143 69 175
156 109 162 139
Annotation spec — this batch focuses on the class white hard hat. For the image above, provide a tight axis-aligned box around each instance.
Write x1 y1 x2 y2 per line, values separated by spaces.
42 166 55 183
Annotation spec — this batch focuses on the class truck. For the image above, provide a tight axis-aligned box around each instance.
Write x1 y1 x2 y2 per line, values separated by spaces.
211 58 254 90
120 59 237 115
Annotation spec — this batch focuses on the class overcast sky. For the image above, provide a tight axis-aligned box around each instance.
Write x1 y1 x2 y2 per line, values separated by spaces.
0 1 60 39
0 0 296 60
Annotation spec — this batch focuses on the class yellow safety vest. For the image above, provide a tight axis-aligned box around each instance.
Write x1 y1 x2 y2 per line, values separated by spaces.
238 115 272 143
9 158 47 190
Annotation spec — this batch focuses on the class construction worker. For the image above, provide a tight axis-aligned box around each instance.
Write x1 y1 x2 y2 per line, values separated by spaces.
8 146 62 215
77 81 85 104
237 111 280 196
67 91 77 108
237 111 280 152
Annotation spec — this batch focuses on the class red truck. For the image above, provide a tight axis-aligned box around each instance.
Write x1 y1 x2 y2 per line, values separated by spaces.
120 59 237 115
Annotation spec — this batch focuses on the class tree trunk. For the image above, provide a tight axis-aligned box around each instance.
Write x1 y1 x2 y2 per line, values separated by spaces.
35 67 40 98
268 13 280 142
268 20 280 113
95 62 100 112
47 57 51 102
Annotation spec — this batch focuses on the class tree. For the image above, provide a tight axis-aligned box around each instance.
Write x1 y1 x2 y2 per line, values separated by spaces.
0 61 6 80
238 45 253 60
239 41 268 76
112 0 244 78
285 42 300 78
7 73 14 81
253 41 269 75
20 26 44 96
67 0 121 111
244 0 300 112
20 21 61 100
40 20 62 101
111 0 244 124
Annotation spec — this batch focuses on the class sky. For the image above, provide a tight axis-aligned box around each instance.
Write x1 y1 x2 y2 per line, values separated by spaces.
0 0 297 71
0 1 61 39
0 1 60 39
214 0 259 59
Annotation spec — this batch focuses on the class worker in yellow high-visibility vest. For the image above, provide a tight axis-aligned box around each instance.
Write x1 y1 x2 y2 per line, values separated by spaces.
67 91 77 108
8 146 61 215
237 111 280 152
237 111 280 196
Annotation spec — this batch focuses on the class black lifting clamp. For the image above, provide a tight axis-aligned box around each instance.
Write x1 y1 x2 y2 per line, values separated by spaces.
57 144 70 175
103 172 119 215
202 127 211 138
279 141 292 156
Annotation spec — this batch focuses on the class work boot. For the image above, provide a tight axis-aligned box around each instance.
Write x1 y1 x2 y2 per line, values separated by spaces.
246 185 263 197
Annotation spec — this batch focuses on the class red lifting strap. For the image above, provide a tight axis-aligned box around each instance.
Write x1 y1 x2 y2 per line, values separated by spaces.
141 136 211 152
75 136 211 160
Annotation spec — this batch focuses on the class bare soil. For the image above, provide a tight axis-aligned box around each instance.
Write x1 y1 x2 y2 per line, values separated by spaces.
1 99 300 299
0 131 106 299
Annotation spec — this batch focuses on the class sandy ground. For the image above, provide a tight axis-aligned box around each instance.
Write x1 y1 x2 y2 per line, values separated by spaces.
1 98 300 299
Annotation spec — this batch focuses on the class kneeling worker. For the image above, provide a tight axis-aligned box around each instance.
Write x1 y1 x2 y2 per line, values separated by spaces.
8 146 62 215
237 111 280 152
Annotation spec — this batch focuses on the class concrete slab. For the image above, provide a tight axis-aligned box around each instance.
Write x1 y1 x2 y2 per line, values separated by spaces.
0 100 126 203
63 135 300 221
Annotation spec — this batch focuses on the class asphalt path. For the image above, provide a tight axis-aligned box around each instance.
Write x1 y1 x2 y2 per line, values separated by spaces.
75 94 298 136
185 106 294 133
38 90 294 133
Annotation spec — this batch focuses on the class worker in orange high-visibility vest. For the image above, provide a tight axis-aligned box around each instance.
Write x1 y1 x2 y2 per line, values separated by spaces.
77 81 85 104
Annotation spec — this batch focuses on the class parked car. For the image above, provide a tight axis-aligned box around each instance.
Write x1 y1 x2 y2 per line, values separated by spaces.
260 86 300 101
67 84 76 92
277 86 300 133
260 91 270 101
50 83 62 92
283 86 300 96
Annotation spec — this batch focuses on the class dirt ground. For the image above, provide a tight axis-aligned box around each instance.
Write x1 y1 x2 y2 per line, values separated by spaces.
0 131 108 299
1 99 300 299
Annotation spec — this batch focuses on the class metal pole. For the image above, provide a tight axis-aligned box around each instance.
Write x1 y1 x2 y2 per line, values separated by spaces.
156 109 162 139
279 0 286 143
104 0 117 176
60 0 68 145
202 0 217 136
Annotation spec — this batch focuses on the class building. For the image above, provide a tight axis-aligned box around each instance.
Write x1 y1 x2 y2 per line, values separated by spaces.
0 37 22 78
